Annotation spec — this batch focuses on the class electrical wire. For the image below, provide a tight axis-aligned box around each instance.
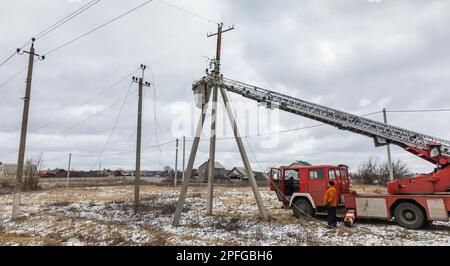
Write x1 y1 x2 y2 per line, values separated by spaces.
387 108 450 113
0 52 17 69
156 0 219 25
0 1 100 71
91 81 134 169
31 68 139 133
0 65 28 89
149 72 162 152
44 0 155 56
71 139 176 158
149 68 162 132
1 88 139 159
34 0 101 41
179 110 382 142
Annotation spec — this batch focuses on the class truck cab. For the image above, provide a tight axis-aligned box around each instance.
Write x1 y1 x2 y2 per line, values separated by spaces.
269 164 351 216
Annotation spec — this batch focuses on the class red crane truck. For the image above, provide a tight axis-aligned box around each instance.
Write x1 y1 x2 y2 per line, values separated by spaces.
193 75 450 229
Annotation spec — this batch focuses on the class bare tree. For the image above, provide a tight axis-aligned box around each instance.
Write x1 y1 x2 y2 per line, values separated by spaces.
23 154 43 191
380 159 410 181
351 157 410 185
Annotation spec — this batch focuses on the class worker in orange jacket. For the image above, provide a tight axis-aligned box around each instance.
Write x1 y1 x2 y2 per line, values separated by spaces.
324 181 338 227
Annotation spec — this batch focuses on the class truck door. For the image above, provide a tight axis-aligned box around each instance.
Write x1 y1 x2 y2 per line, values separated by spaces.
339 166 350 194
328 168 341 204
307 168 327 206
269 168 285 204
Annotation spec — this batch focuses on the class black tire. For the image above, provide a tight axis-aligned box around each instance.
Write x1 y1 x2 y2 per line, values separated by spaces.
292 198 314 218
394 202 426 229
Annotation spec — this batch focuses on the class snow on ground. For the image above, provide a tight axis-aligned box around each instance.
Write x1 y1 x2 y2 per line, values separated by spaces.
0 185 448 246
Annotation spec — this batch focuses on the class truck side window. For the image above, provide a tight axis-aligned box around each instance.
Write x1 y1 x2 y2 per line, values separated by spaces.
309 169 325 180
285 169 299 180
328 169 336 180
272 169 281 181
341 168 348 178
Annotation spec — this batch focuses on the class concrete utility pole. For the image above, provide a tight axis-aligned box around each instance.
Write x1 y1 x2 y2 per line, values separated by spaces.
206 23 234 215
132 64 151 212
219 86 269 220
173 89 212 226
12 38 45 220
172 23 269 226
383 108 394 181
182 136 185 182
174 138 179 187
66 153 72 188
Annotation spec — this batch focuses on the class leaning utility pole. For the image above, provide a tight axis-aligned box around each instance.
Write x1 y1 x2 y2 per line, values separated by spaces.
173 23 269 226
12 38 45 220
383 108 394 181
182 136 186 182
66 153 72 188
132 64 151 212
174 138 179 187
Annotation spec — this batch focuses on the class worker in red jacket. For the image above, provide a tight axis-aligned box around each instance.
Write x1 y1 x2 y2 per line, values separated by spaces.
324 181 338 227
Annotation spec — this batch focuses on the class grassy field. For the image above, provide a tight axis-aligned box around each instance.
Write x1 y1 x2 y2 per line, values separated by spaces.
0 182 448 246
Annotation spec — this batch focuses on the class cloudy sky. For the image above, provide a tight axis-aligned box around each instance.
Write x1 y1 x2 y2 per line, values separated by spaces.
1 0 449 174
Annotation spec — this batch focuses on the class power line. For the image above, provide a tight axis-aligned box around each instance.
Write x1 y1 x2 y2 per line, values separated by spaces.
156 0 219 25
44 0 155 56
62 90 138 135
0 68 138 159
72 139 176 158
387 108 450 113
30 68 139 133
34 0 101 41
0 66 27 88
1 87 138 159
91 81 133 169
0 1 101 71
181 110 383 141
148 69 162 152
0 52 17 69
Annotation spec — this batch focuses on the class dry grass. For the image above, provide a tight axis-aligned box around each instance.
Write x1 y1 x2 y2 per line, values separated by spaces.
352 184 387 194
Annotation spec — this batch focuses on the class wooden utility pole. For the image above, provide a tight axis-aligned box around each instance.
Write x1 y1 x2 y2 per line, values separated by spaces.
66 153 72 188
174 138 179 187
12 38 45 220
383 108 394 181
132 64 151 212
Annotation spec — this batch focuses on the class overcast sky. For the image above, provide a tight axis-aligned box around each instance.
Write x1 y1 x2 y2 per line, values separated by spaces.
1 0 449 173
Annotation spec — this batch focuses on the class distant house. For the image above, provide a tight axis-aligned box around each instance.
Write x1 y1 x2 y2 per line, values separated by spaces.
226 167 267 182
0 162 37 181
0 162 17 181
39 169 66 178
197 161 226 182
289 160 312 167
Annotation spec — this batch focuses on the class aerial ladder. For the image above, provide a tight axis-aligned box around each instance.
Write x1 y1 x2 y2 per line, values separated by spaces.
193 73 450 195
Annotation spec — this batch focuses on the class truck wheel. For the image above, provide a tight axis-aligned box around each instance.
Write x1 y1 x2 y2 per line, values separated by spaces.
394 202 426 229
292 199 314 218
